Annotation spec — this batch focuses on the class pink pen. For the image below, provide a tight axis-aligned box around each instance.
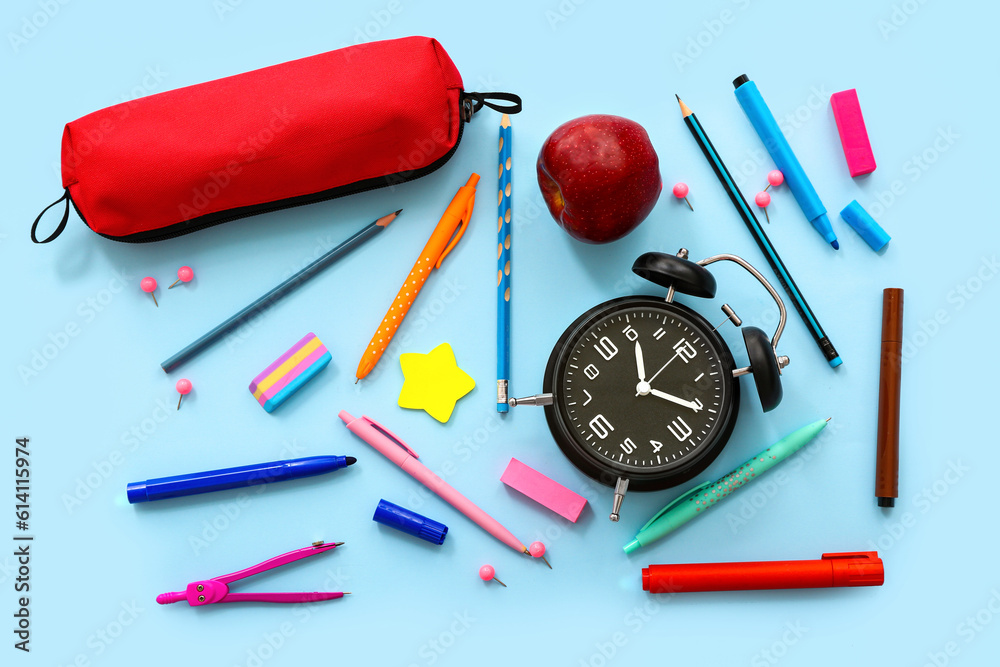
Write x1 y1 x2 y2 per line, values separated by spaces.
340 411 530 556
156 542 349 606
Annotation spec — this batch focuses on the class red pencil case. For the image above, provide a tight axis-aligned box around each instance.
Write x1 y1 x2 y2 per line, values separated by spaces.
31 36 519 243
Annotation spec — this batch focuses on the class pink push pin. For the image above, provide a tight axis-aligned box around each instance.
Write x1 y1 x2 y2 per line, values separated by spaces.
671 182 693 211
140 277 158 307
763 169 784 191
478 564 506 588
755 191 772 223
175 378 192 410
168 266 194 289
529 541 551 569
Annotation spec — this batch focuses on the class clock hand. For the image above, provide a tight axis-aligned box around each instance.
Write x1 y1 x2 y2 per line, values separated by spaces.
635 342 646 381
644 351 679 387
635 342 653 396
649 388 703 412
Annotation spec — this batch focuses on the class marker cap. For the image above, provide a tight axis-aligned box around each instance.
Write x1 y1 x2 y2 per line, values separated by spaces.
373 499 448 545
840 200 890 252
126 482 148 504
825 552 885 587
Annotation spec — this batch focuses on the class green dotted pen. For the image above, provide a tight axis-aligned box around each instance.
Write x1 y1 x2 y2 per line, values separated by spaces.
623 418 831 554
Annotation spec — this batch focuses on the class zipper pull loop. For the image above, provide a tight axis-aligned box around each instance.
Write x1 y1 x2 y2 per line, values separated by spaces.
461 92 523 121
31 188 71 244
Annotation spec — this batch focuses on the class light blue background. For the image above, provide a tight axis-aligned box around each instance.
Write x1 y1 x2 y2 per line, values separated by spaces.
3 1 998 665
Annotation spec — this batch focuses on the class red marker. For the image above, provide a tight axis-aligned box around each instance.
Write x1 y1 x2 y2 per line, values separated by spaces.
642 552 884 593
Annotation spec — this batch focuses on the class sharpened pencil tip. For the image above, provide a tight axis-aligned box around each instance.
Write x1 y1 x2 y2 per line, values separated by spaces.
395 208 403 216
334 541 345 547
676 95 693 118
355 378 359 384
376 210 401 228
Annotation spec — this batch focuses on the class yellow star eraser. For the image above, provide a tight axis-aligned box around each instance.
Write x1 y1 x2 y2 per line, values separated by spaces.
398 343 475 423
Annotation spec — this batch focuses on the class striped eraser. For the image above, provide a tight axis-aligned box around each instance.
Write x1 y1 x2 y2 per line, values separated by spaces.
249 333 331 413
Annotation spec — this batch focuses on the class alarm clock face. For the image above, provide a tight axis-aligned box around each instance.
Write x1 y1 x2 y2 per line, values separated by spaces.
543 296 739 491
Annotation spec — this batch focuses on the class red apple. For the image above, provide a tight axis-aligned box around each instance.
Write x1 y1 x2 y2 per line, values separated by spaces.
537 115 662 244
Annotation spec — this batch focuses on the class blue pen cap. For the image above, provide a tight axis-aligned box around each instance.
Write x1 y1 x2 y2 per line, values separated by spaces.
373 499 448 545
126 482 148 504
840 200 890 252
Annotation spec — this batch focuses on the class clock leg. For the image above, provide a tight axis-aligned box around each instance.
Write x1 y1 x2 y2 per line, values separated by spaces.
610 477 630 522
507 393 553 407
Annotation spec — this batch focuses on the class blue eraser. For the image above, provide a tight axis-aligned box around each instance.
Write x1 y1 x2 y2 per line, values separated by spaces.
839 200 890 252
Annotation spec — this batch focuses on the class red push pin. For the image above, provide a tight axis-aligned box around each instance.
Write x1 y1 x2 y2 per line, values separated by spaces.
763 169 784 192
175 378 192 410
529 541 551 569
755 191 772 223
168 266 194 289
671 182 693 211
478 564 506 588
140 277 158 307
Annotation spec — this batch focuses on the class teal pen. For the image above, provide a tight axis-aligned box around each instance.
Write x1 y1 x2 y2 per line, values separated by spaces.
623 418 831 554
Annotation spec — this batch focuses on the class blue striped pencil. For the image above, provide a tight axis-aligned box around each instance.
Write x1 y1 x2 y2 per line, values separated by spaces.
497 114 512 412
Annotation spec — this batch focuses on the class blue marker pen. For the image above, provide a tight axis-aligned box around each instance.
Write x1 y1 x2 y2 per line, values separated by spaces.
126 455 356 503
734 75 839 250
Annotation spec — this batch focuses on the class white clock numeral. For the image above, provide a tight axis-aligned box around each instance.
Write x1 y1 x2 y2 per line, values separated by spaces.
619 437 636 454
650 440 663 453
653 327 666 340
589 414 614 439
622 325 638 342
690 398 704 412
673 337 697 363
584 364 600 380
594 336 618 361
668 416 693 441
582 389 593 406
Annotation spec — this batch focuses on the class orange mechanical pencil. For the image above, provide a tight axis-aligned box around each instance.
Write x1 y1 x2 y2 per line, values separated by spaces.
355 174 479 381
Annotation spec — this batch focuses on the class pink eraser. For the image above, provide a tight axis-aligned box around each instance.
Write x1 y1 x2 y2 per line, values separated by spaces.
830 89 876 177
501 458 587 522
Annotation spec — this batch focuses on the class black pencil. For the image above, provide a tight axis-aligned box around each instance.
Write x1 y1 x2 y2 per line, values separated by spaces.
676 95 841 367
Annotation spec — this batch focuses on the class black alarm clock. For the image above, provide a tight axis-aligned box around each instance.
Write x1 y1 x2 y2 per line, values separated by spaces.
510 249 790 521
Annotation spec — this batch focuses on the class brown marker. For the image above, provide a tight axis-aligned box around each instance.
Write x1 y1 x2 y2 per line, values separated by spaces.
875 288 903 507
